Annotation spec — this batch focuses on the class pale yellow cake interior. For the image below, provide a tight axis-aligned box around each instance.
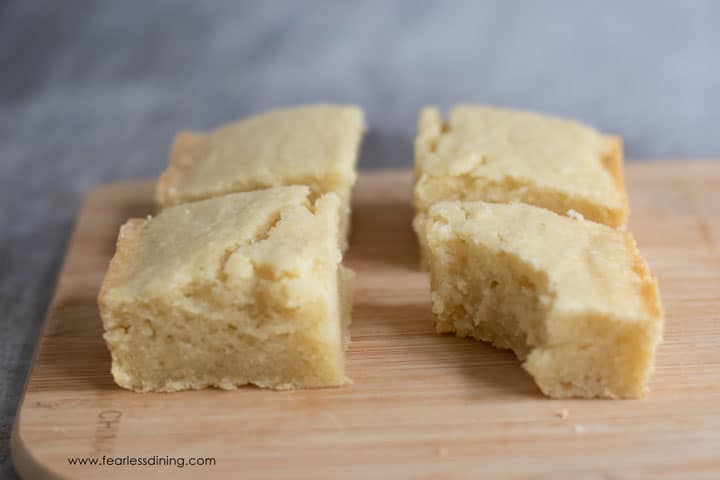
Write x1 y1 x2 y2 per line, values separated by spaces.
414 105 628 228
421 200 663 398
99 186 352 392
155 104 365 241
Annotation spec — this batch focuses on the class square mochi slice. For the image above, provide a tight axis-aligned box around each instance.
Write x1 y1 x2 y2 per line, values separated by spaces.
420 200 663 398
413 105 628 227
155 104 365 243
99 186 353 392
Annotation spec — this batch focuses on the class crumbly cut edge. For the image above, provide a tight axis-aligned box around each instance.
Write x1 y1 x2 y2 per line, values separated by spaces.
412 213 430 270
420 204 664 398
98 217 147 305
97 218 145 388
98 196 355 392
412 106 630 226
102 265 356 393
526 232 663 398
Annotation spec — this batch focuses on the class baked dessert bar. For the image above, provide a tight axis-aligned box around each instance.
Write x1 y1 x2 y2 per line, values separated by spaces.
99 186 352 391
419 200 663 398
413 105 628 227
156 104 365 242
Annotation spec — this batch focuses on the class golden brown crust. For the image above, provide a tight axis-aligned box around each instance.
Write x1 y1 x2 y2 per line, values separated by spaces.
602 135 630 225
155 131 204 209
603 136 625 191
623 232 664 321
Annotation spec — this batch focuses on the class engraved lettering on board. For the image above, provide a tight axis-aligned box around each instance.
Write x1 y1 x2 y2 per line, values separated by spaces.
93 409 122 455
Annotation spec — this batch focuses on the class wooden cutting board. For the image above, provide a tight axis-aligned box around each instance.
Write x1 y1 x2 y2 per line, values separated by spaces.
12 163 720 479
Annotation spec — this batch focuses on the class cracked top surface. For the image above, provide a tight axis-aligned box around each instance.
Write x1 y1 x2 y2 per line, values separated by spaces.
415 105 627 223
156 104 365 207
424 200 662 329
100 186 342 304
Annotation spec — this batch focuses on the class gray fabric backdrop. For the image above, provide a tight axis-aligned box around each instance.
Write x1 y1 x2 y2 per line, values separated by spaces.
1 1 719 476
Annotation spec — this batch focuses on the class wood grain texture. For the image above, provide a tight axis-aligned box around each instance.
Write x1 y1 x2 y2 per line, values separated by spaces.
12 164 720 479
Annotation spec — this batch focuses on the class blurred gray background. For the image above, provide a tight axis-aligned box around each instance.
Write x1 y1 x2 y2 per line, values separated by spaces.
1 0 719 476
